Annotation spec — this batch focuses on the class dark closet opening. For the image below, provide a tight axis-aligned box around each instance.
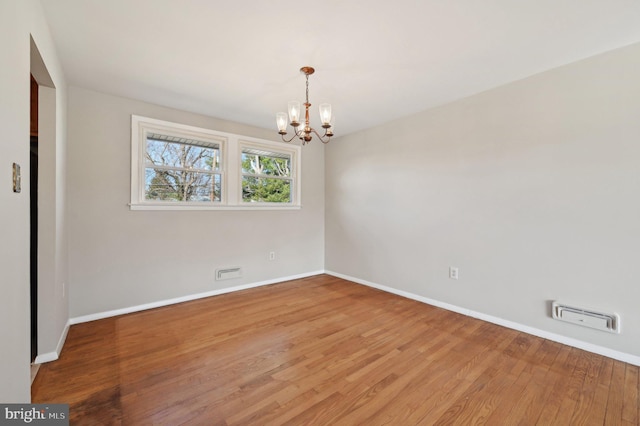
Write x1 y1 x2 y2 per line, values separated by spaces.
30 74 38 363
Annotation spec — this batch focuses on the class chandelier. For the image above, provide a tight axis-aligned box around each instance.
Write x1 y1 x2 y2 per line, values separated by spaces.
276 67 334 144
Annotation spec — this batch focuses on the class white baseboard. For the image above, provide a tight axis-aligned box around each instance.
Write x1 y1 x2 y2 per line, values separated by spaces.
69 270 325 325
325 270 640 367
34 319 70 364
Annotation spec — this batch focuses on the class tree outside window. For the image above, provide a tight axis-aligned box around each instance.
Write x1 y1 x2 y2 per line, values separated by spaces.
241 149 292 203
145 134 221 202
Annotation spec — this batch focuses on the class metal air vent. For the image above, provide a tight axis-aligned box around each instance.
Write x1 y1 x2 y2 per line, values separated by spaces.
216 267 242 281
552 302 620 334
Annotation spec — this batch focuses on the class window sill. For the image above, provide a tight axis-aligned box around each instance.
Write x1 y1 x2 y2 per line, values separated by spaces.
128 203 302 211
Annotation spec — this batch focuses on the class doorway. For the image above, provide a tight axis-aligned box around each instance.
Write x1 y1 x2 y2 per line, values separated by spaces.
30 35 58 366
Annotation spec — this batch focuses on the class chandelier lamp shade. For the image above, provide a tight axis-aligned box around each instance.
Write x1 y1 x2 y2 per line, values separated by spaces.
276 66 334 144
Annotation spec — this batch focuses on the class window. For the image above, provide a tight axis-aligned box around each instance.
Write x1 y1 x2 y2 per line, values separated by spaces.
241 146 293 203
131 116 301 210
145 133 221 202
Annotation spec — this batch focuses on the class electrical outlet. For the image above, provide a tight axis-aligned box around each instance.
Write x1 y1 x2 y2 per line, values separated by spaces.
269 251 276 261
449 267 459 280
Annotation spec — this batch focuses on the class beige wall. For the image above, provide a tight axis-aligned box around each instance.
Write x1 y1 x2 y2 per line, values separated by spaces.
325 42 640 358
0 0 68 401
66 86 325 318
3 1 639 403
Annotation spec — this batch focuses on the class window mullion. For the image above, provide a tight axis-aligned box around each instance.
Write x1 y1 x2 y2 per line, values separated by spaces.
241 173 292 181
145 163 216 174
226 135 239 205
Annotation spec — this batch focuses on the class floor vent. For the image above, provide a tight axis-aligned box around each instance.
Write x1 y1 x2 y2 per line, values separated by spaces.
216 267 242 281
552 302 620 334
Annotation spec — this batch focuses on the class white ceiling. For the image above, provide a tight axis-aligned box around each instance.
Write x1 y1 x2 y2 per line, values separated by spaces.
40 0 640 137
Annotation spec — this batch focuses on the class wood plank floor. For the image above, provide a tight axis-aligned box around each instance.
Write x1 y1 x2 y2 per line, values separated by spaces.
32 275 639 425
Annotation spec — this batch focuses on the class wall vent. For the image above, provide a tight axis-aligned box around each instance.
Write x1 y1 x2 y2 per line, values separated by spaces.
552 302 620 334
215 267 242 281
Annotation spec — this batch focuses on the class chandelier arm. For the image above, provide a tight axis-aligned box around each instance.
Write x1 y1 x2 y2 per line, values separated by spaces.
309 127 332 144
280 132 299 143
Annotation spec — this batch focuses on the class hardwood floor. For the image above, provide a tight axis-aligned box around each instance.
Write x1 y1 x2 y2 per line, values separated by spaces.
32 275 639 425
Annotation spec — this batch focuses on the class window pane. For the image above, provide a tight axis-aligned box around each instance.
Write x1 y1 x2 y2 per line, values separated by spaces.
146 138 219 171
242 176 291 203
145 168 221 202
241 152 291 177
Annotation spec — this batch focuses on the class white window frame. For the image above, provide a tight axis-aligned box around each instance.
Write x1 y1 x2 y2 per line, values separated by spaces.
130 115 301 210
